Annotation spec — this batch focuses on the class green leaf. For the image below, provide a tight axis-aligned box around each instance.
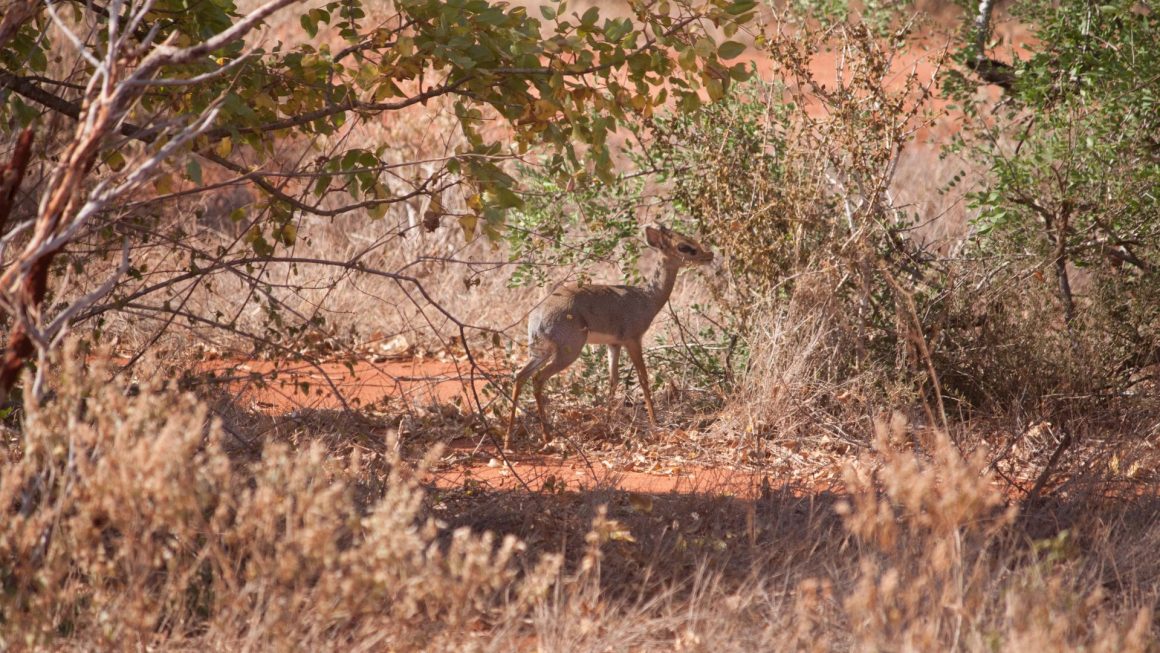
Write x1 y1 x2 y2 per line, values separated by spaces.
725 0 757 15
104 150 127 172
706 78 725 101
718 41 746 59
459 213 479 240
313 174 332 198
486 185 524 209
729 62 751 81
300 12 318 38
580 6 599 27
186 159 203 185
678 91 701 113
10 97 39 127
694 37 715 58
245 226 275 256
277 222 298 246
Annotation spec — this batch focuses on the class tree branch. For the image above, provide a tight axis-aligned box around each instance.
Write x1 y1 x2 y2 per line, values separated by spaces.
968 0 1016 90
0 127 35 237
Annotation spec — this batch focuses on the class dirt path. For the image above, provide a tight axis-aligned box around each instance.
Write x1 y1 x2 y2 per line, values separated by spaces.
428 437 793 498
205 354 819 497
204 355 495 413
208 354 1124 503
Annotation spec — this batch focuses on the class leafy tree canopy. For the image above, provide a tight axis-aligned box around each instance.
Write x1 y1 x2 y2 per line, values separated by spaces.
1 0 757 237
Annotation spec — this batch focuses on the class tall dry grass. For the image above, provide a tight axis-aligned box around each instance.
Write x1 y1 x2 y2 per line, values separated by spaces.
2 351 1156 650
0 348 561 650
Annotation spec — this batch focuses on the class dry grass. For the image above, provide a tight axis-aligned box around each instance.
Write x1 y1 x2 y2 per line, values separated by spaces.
1 349 1157 651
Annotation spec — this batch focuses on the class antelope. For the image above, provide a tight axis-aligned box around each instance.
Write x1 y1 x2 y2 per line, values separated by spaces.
505 224 713 446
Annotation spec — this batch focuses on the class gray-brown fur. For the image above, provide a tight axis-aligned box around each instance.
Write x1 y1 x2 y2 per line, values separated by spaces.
505 224 713 447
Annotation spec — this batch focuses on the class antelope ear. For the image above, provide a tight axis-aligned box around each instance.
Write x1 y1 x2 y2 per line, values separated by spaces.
644 224 665 248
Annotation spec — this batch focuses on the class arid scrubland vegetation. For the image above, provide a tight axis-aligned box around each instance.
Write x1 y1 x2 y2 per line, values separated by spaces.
1 0 1158 649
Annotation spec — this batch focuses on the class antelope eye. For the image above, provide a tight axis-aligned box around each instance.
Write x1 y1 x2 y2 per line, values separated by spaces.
677 244 697 255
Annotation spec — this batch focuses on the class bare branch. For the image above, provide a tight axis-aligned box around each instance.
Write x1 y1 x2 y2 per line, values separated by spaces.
44 238 130 348
974 0 996 59
136 0 302 74
0 0 301 390
127 51 257 87
0 127 34 237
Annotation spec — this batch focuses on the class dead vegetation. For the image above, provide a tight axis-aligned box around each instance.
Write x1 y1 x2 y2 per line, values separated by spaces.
1 351 1156 651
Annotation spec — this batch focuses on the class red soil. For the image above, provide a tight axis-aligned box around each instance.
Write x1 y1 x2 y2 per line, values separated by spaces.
204 356 493 413
429 437 791 499
208 354 799 497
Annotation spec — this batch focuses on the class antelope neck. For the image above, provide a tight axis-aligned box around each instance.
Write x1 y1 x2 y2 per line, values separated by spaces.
641 257 681 312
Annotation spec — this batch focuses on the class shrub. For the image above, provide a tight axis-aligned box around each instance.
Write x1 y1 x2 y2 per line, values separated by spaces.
0 347 559 650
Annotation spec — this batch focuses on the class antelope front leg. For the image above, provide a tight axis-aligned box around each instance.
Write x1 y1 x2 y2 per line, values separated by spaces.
504 375 526 451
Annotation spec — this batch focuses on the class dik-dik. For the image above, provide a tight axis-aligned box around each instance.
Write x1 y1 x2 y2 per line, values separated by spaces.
505 224 713 446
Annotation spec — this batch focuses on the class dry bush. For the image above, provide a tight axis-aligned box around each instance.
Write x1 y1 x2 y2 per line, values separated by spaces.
2 352 1157 650
644 16 1158 472
712 266 880 452
634 24 961 445
649 78 838 327
828 415 1155 651
447 413 1159 651
0 347 561 651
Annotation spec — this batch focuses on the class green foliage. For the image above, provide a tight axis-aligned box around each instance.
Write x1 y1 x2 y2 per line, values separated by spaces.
505 162 648 289
1 0 758 244
648 79 839 322
947 0 1160 390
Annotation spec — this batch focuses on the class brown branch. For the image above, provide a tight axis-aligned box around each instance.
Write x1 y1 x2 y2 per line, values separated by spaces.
0 70 88 121
0 325 35 392
1024 423 1073 510
1053 207 1077 330
877 258 950 438
0 71 462 218
0 127 35 237
967 58 1016 91
4 69 464 144
198 76 473 141
1 237 56 393
198 150 455 217
1101 243 1155 273
0 127 37 392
